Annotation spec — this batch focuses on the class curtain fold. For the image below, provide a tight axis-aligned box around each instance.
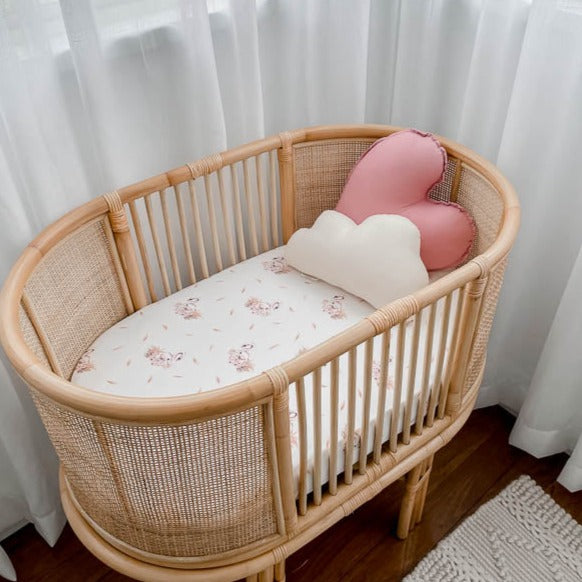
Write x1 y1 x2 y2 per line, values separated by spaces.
1 0 581 575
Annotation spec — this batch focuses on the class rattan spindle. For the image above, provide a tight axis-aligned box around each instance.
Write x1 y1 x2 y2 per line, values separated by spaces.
328 356 340 495
217 168 237 266
255 155 270 252
160 188 182 291
415 303 437 434
269 150 280 247
312 367 322 506
438 288 466 419
203 174 224 273
344 346 357 485
230 164 247 262
242 158 260 257
390 322 406 452
173 184 196 285
402 314 422 444
358 338 374 474
427 293 452 426
128 199 157 302
373 330 390 463
187 179 210 280
295 378 308 516
144 193 171 297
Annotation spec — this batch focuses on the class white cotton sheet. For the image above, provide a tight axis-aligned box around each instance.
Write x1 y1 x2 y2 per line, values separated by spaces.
73 247 455 490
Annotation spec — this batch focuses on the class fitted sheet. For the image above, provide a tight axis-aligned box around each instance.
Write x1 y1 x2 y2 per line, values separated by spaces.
72 247 454 491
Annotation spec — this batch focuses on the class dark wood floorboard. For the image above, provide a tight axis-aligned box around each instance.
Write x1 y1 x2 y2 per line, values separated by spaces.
2 406 581 582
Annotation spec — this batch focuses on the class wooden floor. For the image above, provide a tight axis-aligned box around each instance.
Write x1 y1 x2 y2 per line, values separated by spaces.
3 406 581 582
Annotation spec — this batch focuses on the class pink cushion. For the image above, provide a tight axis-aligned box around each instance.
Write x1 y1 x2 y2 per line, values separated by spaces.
335 129 475 270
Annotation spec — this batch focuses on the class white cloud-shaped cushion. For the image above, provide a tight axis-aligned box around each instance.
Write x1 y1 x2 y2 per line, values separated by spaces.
285 210 429 308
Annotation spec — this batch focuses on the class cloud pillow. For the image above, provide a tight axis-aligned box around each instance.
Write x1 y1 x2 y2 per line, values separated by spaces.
285 210 428 308
335 129 475 270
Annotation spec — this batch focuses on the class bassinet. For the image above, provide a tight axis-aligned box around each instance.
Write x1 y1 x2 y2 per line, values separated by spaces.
0 125 519 581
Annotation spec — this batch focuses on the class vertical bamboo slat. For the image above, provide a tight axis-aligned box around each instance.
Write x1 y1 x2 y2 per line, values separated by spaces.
103 192 148 310
438 289 466 419
295 378 308 516
144 194 171 297
312 367 322 506
173 185 196 285
446 274 488 415
390 322 406 452
187 180 210 280
358 339 374 474
278 133 295 243
243 159 260 256
217 168 237 266
402 315 422 444
344 347 357 485
102 218 134 315
427 294 453 426
255 155 270 252
230 164 247 262
373 331 390 463
264 402 287 537
269 150 280 247
274 560 286 581
415 303 437 434
265 368 297 535
128 200 157 302
329 357 339 495
159 189 182 291
203 175 224 273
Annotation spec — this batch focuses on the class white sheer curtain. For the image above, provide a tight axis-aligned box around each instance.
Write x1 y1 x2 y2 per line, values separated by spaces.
1 0 582 574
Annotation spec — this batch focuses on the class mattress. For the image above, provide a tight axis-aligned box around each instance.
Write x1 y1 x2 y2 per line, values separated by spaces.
72 247 454 491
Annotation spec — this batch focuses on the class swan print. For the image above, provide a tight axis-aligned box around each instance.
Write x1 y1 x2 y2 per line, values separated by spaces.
245 297 281 316
174 297 202 320
322 294 347 320
228 343 255 372
262 256 291 274
145 346 184 369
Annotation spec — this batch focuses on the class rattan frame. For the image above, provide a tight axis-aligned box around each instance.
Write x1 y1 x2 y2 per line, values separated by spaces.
0 125 519 582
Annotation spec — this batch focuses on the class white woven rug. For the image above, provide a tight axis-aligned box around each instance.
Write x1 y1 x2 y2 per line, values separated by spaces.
405 475 582 582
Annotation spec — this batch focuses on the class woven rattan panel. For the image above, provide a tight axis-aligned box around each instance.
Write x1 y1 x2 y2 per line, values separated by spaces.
456 165 504 259
463 257 508 394
293 138 456 230
23 218 128 380
33 391 278 559
19 305 50 368
430 157 458 203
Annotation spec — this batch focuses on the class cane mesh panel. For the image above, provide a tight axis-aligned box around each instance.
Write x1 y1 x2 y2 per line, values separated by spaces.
19 305 50 368
463 257 508 394
32 391 278 559
293 138 457 231
456 166 504 259
23 218 128 380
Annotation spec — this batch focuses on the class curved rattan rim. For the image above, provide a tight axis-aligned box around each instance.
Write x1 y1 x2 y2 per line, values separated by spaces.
0 125 520 422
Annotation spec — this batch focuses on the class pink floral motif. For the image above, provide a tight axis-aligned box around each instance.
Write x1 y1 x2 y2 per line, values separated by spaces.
174 297 202 320
262 256 291 274
145 346 184 369
322 294 346 320
245 297 281 316
228 343 255 372
372 361 394 390
75 348 95 374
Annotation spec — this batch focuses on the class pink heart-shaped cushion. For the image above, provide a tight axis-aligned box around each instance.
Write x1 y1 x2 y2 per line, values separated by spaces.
335 129 475 270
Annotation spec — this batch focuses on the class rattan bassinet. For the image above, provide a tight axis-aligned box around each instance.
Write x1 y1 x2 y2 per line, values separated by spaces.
0 125 519 581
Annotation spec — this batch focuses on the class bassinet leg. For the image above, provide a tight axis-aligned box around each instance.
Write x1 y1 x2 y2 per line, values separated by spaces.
397 454 434 539
246 560 285 582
